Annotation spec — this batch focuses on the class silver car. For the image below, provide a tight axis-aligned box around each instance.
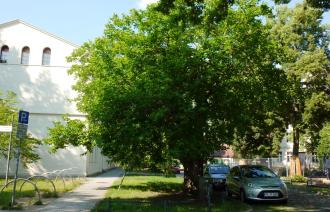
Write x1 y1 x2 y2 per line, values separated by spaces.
226 165 288 203
205 164 230 189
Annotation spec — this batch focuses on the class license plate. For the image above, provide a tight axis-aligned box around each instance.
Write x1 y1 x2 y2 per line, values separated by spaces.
264 192 279 197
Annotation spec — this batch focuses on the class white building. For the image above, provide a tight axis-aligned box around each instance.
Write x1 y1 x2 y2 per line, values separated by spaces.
0 19 113 177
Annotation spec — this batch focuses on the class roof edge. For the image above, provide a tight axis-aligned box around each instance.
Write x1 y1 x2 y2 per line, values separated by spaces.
0 19 79 48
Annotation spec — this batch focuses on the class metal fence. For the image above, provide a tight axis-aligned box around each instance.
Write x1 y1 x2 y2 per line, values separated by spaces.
213 157 319 177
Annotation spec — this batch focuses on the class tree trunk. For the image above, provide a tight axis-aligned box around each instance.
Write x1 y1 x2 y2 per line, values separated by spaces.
182 159 204 195
290 124 302 176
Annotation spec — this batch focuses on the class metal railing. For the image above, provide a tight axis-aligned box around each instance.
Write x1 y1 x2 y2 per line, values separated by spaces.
0 167 83 206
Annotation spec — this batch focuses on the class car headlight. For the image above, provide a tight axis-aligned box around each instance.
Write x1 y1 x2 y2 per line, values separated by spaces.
280 182 287 189
247 183 258 188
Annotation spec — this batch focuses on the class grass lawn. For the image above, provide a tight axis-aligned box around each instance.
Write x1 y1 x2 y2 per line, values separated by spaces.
287 182 330 196
0 177 84 209
93 174 250 212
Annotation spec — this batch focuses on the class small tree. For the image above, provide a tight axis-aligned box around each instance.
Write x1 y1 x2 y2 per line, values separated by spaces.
0 90 41 165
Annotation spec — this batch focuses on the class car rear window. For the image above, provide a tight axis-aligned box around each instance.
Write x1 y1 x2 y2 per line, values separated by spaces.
209 166 230 174
241 166 277 178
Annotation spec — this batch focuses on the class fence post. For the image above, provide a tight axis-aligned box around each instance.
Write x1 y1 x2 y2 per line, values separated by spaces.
286 161 289 177
207 182 212 212
107 199 111 211
163 200 167 212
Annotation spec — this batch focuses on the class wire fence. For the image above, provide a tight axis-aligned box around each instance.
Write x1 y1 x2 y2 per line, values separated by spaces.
214 157 319 177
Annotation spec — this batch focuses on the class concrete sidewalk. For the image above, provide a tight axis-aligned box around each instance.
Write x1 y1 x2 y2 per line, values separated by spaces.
21 168 123 212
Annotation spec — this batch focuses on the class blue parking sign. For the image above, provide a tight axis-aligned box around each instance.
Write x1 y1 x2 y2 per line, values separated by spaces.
18 110 29 124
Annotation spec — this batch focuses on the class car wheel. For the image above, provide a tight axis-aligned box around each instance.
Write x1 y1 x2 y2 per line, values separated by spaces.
225 187 232 197
281 199 288 204
240 189 246 203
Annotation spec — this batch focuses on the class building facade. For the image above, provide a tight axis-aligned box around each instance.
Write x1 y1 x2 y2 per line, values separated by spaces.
0 20 112 177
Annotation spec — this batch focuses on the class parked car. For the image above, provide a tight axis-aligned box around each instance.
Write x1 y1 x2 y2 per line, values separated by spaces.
226 165 288 203
170 163 184 174
171 166 181 174
204 164 230 189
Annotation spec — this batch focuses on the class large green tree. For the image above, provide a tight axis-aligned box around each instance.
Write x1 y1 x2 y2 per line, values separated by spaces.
269 1 330 174
58 0 285 193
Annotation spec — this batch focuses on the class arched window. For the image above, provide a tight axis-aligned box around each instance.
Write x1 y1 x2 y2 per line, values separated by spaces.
21 46 30 65
0 45 9 63
42 47 51 65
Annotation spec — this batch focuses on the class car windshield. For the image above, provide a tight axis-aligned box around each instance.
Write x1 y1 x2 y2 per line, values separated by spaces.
241 166 277 178
209 166 229 174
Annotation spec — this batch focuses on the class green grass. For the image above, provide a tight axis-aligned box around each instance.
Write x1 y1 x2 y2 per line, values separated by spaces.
0 177 84 209
287 183 330 196
93 174 249 212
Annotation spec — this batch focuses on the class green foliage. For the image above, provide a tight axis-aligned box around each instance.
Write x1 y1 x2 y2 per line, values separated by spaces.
306 0 330 9
156 0 235 25
275 0 330 9
66 0 285 175
44 116 94 153
268 1 330 158
0 90 41 165
232 112 286 158
290 175 308 183
317 122 330 157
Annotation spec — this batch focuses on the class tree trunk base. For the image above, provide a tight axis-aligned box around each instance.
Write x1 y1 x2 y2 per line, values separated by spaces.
290 156 302 176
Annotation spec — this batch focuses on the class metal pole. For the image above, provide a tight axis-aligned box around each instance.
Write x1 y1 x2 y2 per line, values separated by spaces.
286 161 289 177
207 182 211 212
11 138 22 206
5 114 14 185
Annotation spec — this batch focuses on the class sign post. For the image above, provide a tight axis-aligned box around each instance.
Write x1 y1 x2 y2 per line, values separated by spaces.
11 110 29 207
4 114 14 185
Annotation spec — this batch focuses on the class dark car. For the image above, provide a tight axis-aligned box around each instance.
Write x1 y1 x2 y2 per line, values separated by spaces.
205 164 230 189
226 165 288 203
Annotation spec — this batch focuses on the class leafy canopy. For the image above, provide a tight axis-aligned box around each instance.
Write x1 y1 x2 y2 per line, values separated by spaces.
59 0 286 170
268 1 330 157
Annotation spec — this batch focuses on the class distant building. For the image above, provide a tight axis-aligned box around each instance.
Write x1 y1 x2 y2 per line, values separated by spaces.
0 19 113 177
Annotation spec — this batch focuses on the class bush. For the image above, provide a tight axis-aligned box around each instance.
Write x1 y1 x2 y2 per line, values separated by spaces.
290 175 307 183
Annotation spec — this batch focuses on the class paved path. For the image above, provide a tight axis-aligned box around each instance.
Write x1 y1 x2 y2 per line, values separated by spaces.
14 168 123 212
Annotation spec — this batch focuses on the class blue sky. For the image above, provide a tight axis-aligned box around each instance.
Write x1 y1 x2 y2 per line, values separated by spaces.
0 0 328 45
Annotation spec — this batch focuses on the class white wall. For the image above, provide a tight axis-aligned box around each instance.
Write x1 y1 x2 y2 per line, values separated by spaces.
86 147 114 176
0 145 87 177
0 21 79 115
0 21 113 177
0 21 75 67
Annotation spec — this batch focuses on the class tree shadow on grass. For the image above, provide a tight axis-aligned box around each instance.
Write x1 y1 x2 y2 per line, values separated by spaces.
112 181 183 193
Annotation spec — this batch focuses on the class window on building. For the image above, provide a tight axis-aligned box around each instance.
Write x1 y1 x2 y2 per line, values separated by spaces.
21 46 30 65
0 45 9 63
312 152 318 163
278 151 283 162
287 152 292 162
42 47 51 65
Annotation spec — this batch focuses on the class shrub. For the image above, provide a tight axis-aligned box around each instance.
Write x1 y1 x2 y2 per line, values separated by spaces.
290 175 307 183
